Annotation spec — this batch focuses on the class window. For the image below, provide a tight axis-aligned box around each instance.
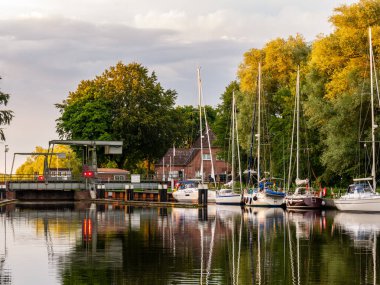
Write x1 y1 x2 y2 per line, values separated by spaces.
114 175 126 181
202 154 211 160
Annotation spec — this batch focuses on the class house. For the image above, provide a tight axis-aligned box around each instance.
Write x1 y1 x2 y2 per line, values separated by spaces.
97 168 130 181
155 130 230 182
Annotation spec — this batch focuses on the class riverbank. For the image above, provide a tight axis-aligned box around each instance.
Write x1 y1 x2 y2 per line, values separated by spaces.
93 198 200 208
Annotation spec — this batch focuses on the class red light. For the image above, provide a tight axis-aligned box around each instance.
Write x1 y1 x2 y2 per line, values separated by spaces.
37 175 44 181
83 171 94 178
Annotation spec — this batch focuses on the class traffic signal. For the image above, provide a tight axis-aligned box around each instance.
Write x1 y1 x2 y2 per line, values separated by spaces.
82 171 95 178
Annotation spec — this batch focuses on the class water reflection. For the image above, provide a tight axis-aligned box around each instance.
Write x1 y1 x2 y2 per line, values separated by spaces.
333 212 379 285
0 203 379 284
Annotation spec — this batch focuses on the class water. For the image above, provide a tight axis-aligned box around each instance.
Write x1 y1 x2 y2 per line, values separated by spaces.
0 203 378 285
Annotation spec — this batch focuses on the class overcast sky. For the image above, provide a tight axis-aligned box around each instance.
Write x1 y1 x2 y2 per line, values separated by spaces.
0 0 357 172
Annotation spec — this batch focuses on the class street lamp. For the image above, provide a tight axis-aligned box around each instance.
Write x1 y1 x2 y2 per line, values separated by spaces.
4 145 8 185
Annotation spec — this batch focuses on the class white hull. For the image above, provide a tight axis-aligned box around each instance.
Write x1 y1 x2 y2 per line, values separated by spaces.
243 192 285 207
215 193 242 205
172 188 216 203
334 195 380 212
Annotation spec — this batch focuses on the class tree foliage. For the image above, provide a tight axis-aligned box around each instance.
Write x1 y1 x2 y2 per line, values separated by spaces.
56 62 178 171
304 0 380 184
16 145 82 176
0 77 14 141
236 35 313 182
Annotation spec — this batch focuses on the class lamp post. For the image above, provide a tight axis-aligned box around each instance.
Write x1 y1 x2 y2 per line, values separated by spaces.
4 145 8 187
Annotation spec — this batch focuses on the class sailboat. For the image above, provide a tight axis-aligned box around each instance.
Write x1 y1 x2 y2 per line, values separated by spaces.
172 67 216 203
286 67 325 209
216 91 244 205
334 27 380 212
243 63 286 207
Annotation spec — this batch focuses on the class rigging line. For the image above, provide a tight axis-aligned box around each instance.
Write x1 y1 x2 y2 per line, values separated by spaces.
200 86 216 186
235 98 244 194
287 80 298 192
357 60 370 177
197 67 204 184
247 96 257 186
372 52 380 107
225 103 233 178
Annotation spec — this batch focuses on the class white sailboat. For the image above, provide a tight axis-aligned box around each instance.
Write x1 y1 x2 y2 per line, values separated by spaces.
172 67 216 203
243 63 286 207
286 67 324 209
216 91 244 205
334 27 380 212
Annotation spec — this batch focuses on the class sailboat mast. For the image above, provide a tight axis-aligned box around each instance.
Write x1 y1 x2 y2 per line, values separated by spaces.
232 91 236 191
296 66 300 180
197 67 204 184
369 27 376 191
257 63 261 184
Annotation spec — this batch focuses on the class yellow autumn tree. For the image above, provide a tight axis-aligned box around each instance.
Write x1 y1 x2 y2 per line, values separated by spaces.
304 0 380 182
236 34 310 178
16 145 81 177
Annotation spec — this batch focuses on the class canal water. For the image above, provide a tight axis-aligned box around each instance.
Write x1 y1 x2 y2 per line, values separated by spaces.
0 203 378 285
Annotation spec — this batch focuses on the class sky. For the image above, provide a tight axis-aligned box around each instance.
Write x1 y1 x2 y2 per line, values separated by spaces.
0 0 357 173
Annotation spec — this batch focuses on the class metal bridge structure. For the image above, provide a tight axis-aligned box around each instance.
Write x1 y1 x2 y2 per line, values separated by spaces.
5 140 142 199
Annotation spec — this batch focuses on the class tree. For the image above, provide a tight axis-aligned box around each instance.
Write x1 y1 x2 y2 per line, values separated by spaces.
16 145 82 176
304 0 380 184
236 35 312 180
56 62 178 171
0 77 14 140
213 81 239 160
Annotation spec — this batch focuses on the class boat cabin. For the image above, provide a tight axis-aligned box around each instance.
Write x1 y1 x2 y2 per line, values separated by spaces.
347 182 373 194
175 180 199 191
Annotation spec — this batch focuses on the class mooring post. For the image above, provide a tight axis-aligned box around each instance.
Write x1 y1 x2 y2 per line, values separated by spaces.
161 184 168 202
129 184 134 201
124 184 129 201
198 183 208 206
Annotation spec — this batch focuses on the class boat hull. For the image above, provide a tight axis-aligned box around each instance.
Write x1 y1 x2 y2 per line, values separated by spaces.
243 192 285 207
172 189 216 203
334 197 380 212
286 196 325 209
215 194 243 205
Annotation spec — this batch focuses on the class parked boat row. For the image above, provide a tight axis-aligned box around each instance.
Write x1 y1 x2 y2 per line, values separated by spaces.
176 32 380 213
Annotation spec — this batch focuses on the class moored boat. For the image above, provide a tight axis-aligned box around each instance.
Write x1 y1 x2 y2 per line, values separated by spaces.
286 186 325 208
215 91 244 206
172 180 216 203
285 67 324 209
334 28 380 212
334 179 380 212
242 63 285 207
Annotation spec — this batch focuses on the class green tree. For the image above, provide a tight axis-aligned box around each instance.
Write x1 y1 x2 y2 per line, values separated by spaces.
0 76 14 140
213 81 239 160
56 62 178 171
